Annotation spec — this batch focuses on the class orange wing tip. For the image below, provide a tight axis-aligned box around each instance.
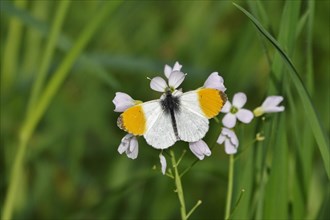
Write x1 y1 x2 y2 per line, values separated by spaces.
119 105 146 136
220 91 228 107
198 88 227 119
117 114 126 131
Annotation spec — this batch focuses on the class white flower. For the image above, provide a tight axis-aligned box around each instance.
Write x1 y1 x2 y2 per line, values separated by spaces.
118 134 139 159
113 92 136 112
159 152 167 175
203 72 226 92
217 127 239 154
221 92 254 128
164 61 182 79
189 140 211 160
150 62 186 93
253 96 285 117
150 71 186 92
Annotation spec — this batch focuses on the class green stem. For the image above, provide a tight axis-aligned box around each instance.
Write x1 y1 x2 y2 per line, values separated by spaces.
1 136 28 220
1 0 27 93
1 2 122 219
228 189 245 218
170 150 187 220
26 0 71 117
186 200 202 219
225 154 234 220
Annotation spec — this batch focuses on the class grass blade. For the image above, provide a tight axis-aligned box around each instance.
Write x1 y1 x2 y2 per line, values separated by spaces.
263 115 288 219
233 2 330 179
1 0 27 93
25 0 71 117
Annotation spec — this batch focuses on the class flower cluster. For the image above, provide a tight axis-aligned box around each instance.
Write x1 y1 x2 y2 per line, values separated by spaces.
216 93 285 154
113 61 285 174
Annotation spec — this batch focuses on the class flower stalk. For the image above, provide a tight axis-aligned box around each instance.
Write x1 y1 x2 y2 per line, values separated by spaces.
225 154 235 220
170 150 187 220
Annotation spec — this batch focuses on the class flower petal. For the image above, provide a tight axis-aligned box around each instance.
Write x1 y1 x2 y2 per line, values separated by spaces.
224 139 237 154
118 134 132 154
127 137 138 159
203 72 226 91
225 128 239 147
222 113 237 128
173 61 182 72
168 71 185 89
217 128 239 154
150 77 168 92
232 92 247 108
221 101 231 113
261 96 285 113
217 133 226 145
264 106 285 113
159 153 167 175
262 96 284 109
189 140 211 160
220 127 239 146
113 92 135 112
164 64 172 78
236 109 254 124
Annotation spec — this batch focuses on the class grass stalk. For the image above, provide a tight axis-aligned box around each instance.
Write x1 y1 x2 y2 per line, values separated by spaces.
26 0 71 117
306 0 315 94
1 0 27 93
1 135 28 220
22 1 49 78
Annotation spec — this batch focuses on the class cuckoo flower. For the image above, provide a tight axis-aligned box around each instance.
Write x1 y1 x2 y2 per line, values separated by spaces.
118 134 139 159
189 140 211 160
150 62 186 93
221 92 253 128
113 92 140 112
217 128 239 154
164 61 182 79
254 96 285 117
150 71 186 93
159 153 167 175
203 72 226 92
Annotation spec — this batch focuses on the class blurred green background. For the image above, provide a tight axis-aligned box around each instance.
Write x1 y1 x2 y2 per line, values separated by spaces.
1 0 329 219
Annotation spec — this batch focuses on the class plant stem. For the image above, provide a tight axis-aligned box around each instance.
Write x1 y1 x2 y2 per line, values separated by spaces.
1 135 28 220
186 200 202 219
26 0 71 117
1 0 27 93
170 150 187 220
225 154 234 220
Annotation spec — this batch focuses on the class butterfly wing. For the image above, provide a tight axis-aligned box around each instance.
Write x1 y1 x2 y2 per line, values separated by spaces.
117 88 226 148
118 100 177 149
142 100 178 149
176 88 227 142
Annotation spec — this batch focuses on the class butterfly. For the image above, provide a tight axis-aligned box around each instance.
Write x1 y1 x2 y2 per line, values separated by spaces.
117 87 227 149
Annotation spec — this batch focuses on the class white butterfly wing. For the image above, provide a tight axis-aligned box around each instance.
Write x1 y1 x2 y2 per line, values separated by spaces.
175 91 209 142
142 101 177 149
